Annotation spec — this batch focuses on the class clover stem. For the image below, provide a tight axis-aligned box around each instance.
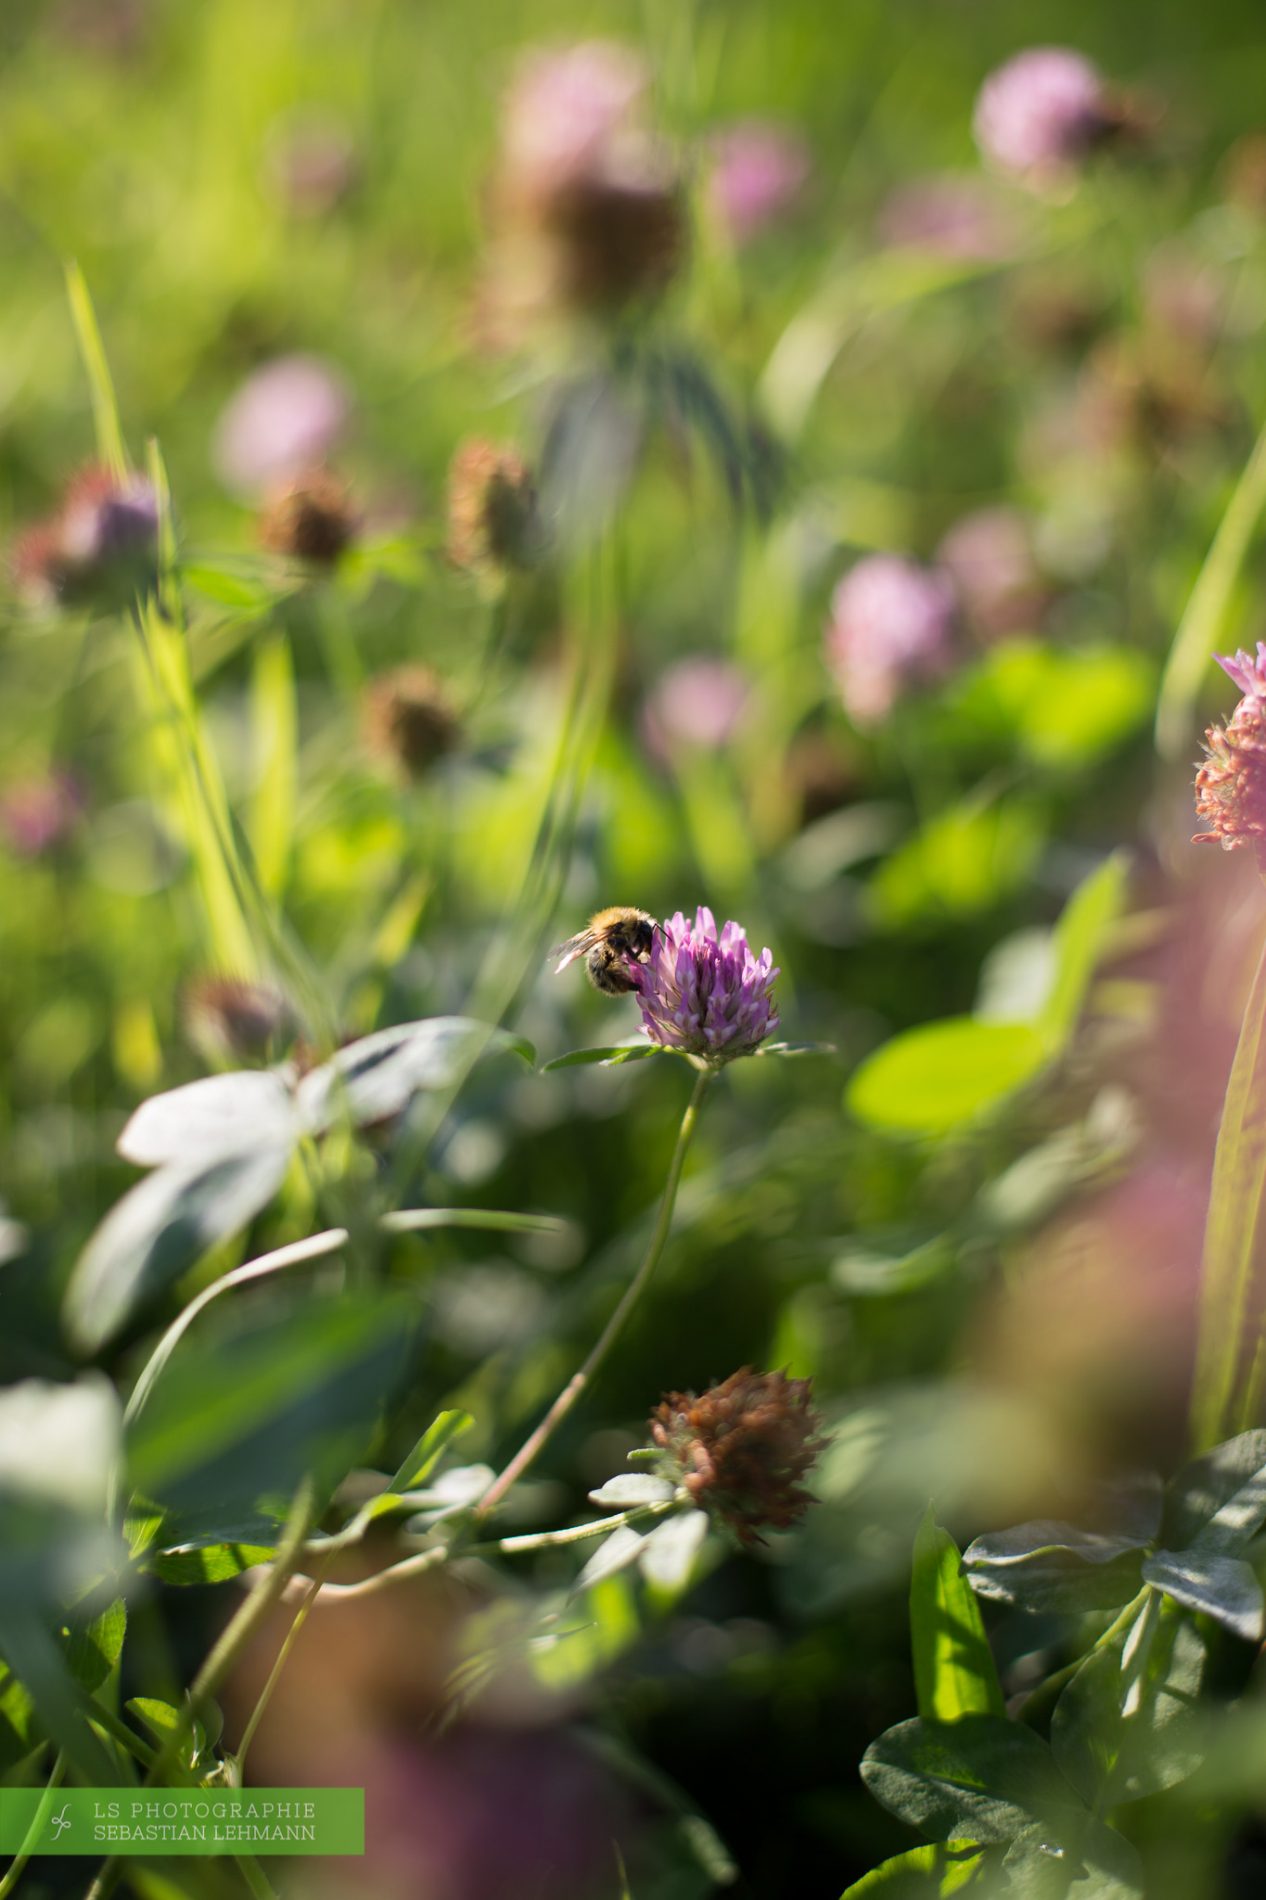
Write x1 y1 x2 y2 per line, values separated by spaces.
476 1066 715 1518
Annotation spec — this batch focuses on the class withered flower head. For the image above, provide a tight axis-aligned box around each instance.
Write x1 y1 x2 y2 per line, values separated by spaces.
13 466 159 610
537 143 687 316
489 40 688 328
184 976 295 1064
650 1367 825 1547
447 440 542 579
362 665 462 783
260 467 358 564
1195 645 1266 852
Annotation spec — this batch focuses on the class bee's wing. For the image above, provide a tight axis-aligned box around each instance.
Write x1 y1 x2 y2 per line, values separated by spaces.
551 929 599 974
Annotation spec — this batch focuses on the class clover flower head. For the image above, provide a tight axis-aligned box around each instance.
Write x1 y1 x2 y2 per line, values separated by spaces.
503 40 648 192
1194 648 1266 852
706 121 810 244
650 1367 825 1547
14 468 159 610
214 355 351 496
1216 644 1266 703
936 506 1045 639
0 772 83 857
825 553 957 726
631 906 778 1062
642 657 750 759
878 173 1017 263
490 39 685 326
974 47 1112 186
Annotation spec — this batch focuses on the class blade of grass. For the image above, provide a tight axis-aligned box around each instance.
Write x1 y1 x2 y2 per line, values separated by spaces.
910 1506 1004 1724
1156 412 1266 762
65 262 128 477
1191 928 1266 1449
250 628 297 898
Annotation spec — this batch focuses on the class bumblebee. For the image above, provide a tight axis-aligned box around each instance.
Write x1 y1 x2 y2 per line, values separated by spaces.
552 906 658 996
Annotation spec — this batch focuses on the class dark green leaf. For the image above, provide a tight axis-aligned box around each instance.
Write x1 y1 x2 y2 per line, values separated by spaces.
962 1521 1148 1615
1051 1597 1206 1806
1141 1548 1263 1641
861 1716 1080 1845
1001 1821 1144 1900
911 1510 1004 1724
63 1598 126 1696
1164 1430 1266 1553
542 1043 664 1071
125 1290 416 1545
148 1541 276 1585
64 1143 293 1353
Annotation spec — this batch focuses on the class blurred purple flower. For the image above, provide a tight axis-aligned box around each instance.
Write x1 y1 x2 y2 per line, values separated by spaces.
632 906 779 1062
14 468 158 609
1 772 83 858
973 48 1112 186
642 657 750 759
825 554 957 726
213 355 351 495
263 111 359 216
877 173 1018 262
503 39 647 191
936 506 1046 639
706 121 810 243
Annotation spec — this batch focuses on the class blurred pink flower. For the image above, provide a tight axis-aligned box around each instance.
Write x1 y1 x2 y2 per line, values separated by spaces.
877 173 1018 262
502 40 647 193
213 355 351 495
936 506 1047 639
825 554 957 726
642 656 750 759
263 110 359 216
973 47 1112 187
706 121 810 243
1142 241 1227 350
1 772 83 858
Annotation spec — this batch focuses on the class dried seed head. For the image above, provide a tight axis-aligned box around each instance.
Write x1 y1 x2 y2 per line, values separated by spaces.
362 665 462 782
650 1367 825 1547
184 976 295 1064
260 467 358 564
1194 646 1266 852
537 149 687 315
490 40 687 328
447 440 542 578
